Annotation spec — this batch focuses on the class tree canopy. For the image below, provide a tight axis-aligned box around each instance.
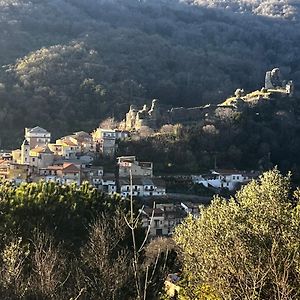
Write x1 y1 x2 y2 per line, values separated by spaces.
174 169 300 299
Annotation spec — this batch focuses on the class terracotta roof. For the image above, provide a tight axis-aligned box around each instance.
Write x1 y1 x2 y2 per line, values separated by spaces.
62 163 80 173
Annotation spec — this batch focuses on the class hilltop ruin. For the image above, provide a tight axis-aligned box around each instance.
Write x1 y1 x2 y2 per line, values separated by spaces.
122 68 294 131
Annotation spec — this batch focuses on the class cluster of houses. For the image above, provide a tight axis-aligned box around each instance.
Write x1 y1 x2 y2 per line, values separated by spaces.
192 169 259 191
0 124 262 238
0 126 167 196
140 201 201 237
138 169 260 237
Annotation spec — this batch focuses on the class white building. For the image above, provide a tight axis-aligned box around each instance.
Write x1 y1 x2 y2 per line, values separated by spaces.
193 169 259 191
119 177 166 198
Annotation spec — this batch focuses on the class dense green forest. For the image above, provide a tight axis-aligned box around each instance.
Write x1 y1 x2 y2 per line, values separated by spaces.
0 0 300 147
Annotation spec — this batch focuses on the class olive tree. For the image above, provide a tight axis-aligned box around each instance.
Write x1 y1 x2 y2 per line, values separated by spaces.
174 169 300 299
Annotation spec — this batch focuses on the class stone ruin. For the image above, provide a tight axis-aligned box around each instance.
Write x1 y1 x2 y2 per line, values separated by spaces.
265 68 294 97
124 99 163 130
123 99 218 131
122 68 295 131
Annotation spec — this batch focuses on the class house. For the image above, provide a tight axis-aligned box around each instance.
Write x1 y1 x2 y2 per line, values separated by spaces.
11 149 22 164
119 176 166 198
25 126 51 149
140 203 186 237
120 177 144 197
194 169 259 191
51 138 81 159
38 162 81 185
72 131 95 153
101 174 117 195
92 128 116 157
156 203 186 235
29 145 54 169
7 163 33 184
82 166 104 188
141 207 166 236
0 152 12 161
117 156 153 178
12 139 54 170
58 132 95 154
92 128 129 157
0 160 9 180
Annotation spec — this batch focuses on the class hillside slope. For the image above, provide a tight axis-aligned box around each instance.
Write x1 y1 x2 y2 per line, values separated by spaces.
183 0 300 19
0 0 300 146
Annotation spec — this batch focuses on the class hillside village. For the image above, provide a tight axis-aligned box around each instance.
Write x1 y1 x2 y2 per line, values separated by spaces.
0 68 292 236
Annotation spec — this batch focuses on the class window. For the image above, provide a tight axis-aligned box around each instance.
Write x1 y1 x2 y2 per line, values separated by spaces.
156 229 163 236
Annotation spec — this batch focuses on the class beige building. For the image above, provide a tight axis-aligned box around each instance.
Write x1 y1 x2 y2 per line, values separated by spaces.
29 145 54 169
117 156 153 178
92 128 116 157
57 132 95 154
50 138 81 159
92 128 129 157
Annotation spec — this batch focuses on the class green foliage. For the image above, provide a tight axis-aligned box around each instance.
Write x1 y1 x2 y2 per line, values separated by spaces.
0 180 127 249
174 169 300 299
0 180 179 299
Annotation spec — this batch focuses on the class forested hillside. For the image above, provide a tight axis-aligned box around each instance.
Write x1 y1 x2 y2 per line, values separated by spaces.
118 98 300 178
0 0 300 146
184 0 300 19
